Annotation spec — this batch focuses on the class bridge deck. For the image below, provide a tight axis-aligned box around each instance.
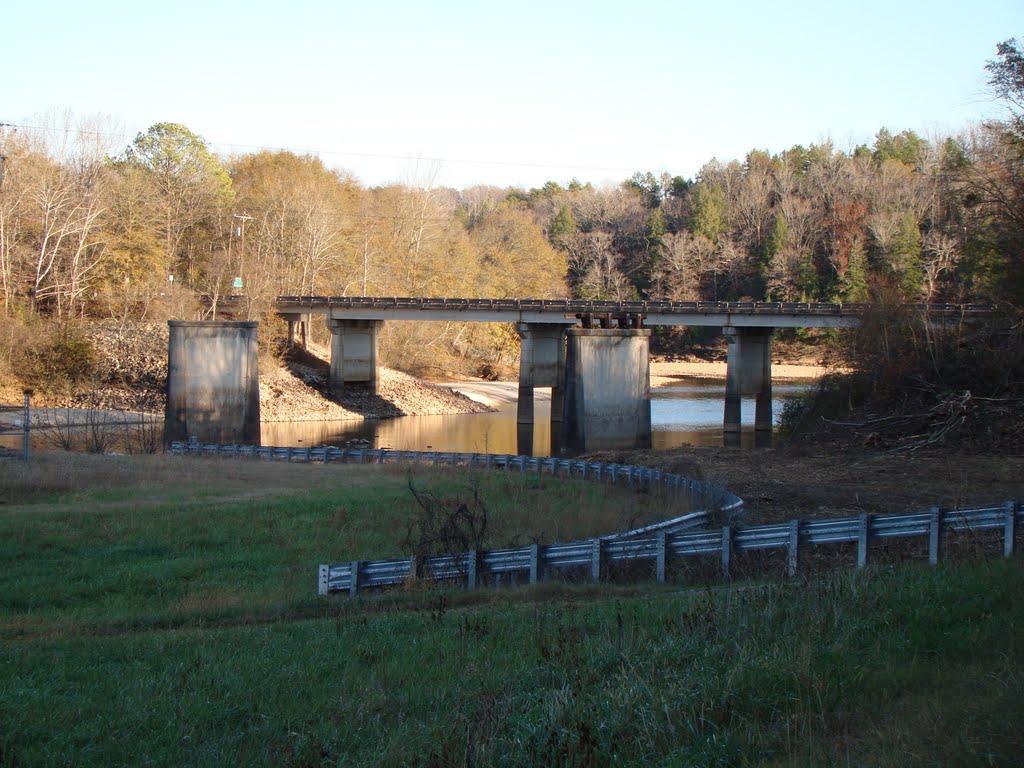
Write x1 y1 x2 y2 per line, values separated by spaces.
275 296 988 329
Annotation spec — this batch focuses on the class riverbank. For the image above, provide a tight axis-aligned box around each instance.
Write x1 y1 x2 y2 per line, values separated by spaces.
648 359 832 386
444 359 831 407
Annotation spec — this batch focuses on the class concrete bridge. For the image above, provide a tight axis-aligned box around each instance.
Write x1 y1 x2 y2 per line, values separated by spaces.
273 296 985 452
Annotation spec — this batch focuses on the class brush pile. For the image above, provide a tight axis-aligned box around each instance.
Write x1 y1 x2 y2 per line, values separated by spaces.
783 303 1024 452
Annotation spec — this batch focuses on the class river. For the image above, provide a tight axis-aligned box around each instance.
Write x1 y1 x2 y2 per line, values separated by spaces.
2 377 814 456
260 379 812 455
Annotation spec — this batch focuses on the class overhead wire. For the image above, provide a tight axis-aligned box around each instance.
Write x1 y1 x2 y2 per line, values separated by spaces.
0 120 640 179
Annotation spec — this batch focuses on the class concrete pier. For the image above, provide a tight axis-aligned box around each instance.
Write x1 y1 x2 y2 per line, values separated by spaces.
164 321 260 445
287 314 310 349
724 327 773 447
516 323 572 455
561 328 652 454
326 319 382 394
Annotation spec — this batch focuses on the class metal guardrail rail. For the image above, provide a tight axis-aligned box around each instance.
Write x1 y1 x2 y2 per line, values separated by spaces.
316 501 1022 596
168 440 743 517
165 441 1018 597
273 295 993 318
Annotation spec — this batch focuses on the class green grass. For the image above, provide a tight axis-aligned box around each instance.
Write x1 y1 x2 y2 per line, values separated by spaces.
0 454 1021 766
0 453 680 636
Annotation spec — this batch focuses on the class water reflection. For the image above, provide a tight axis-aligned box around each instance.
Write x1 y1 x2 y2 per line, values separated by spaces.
2 379 812 456
261 379 811 456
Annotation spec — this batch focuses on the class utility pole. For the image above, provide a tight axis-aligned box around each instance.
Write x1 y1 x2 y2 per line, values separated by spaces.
231 213 253 318
231 213 253 293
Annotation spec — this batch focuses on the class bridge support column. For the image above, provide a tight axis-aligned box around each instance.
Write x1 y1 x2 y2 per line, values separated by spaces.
286 314 310 349
561 328 652 455
516 323 570 456
326 318 383 394
723 327 773 448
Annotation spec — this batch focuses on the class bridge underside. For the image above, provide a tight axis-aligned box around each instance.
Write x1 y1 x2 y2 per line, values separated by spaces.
283 310 778 453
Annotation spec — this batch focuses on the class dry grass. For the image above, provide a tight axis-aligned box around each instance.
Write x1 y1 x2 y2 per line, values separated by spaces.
0 452 395 505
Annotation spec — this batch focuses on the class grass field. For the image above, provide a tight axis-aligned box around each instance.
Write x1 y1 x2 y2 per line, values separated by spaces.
1 453 1021 766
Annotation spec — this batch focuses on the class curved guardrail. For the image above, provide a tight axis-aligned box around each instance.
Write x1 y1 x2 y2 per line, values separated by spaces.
168 439 742 517
167 441 1019 597
319 501 1021 595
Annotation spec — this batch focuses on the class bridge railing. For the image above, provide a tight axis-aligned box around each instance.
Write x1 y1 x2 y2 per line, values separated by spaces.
275 295 993 318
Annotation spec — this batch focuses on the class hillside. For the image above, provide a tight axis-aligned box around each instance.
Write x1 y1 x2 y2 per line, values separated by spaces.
11 321 490 421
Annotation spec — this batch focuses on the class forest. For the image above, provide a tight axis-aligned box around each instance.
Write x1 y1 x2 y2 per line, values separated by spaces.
1 40 1021 383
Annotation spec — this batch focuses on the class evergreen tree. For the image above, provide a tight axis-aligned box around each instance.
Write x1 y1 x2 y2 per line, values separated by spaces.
549 204 577 248
841 238 870 302
689 184 727 245
892 213 924 297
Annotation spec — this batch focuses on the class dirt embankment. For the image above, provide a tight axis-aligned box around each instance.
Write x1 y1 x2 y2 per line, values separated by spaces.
262 349 492 421
592 443 1024 525
20 322 491 422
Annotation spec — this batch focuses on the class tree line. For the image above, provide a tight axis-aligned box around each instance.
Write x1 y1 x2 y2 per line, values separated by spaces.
1 40 1020 369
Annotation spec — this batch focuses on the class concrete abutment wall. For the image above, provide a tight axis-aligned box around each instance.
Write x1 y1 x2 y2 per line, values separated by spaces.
164 321 260 445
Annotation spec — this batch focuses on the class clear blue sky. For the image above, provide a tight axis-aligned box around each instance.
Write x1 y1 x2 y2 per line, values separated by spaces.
4 0 1021 189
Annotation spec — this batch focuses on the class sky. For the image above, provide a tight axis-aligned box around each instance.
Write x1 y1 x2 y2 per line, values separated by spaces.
4 0 1022 190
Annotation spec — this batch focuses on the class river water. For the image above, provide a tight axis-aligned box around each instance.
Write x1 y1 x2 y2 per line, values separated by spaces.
260 379 812 455
2 379 812 456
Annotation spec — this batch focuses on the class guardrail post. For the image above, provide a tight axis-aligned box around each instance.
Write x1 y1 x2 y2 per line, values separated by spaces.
1004 502 1016 558
655 531 668 584
857 513 870 569
590 538 604 583
467 549 478 590
349 560 361 596
408 554 419 583
529 544 542 584
787 520 800 577
721 526 732 577
318 564 330 595
928 507 942 566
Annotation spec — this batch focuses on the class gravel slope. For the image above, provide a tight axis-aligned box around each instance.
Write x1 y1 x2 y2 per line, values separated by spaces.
50 322 491 421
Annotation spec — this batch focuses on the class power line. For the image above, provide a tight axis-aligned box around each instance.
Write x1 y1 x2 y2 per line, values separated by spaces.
0 120 640 179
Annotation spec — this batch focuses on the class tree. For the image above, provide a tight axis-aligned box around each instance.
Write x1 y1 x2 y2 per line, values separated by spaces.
468 205 565 298
986 38 1024 139
689 182 727 245
1 116 113 317
872 128 926 167
624 172 662 208
548 204 577 248
839 238 870 302
231 151 359 312
122 123 234 286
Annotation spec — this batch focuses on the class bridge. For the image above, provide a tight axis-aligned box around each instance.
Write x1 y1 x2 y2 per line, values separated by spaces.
271 296 987 453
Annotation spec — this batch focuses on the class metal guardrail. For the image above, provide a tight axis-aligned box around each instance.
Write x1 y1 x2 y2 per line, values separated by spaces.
168 440 743 518
165 441 1018 597
273 295 993 318
0 391 31 460
317 501 1022 596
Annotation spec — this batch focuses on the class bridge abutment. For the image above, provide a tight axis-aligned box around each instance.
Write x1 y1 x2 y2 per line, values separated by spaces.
164 321 261 445
724 326 773 447
326 318 383 394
